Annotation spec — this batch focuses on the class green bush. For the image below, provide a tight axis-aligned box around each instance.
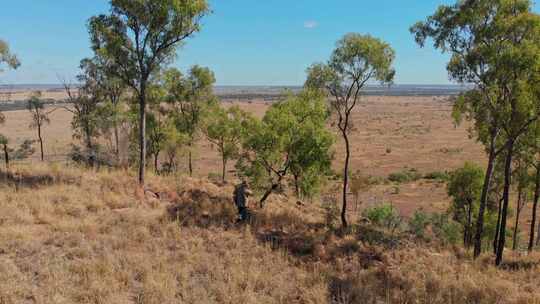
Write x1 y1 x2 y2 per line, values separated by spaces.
388 168 422 183
322 198 340 231
362 203 402 233
430 212 460 245
424 171 450 182
408 209 431 239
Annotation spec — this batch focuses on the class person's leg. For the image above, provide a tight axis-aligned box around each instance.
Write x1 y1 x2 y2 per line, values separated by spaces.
239 207 248 221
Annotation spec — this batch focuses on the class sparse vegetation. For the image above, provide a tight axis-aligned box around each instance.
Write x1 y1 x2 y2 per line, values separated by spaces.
388 168 422 183
3 0 540 301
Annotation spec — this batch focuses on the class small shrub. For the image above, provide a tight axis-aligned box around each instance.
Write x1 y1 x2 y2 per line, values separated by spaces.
322 198 340 231
12 139 36 160
165 188 237 228
430 212 460 245
207 172 222 184
408 209 431 239
362 204 402 233
424 171 449 182
388 168 422 183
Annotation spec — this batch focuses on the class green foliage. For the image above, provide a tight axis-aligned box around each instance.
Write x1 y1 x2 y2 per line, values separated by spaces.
447 162 484 246
239 89 334 203
26 91 50 129
408 209 431 239
71 58 110 150
322 199 340 231
447 163 484 222
430 212 461 245
166 66 216 140
306 33 396 95
305 33 396 227
12 140 35 160
388 168 422 183
204 103 252 181
424 170 450 182
88 0 210 182
165 66 216 175
362 203 402 233
88 0 210 90
0 39 20 71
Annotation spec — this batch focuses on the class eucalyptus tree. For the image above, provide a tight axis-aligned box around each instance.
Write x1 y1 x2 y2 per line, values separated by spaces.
27 92 50 161
90 56 127 160
203 103 251 182
146 107 173 173
411 0 540 263
165 66 215 176
491 13 540 265
239 89 333 207
305 33 395 228
67 59 105 156
88 0 210 185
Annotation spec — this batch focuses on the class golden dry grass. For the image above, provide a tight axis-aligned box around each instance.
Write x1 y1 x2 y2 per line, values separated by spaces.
1 164 540 303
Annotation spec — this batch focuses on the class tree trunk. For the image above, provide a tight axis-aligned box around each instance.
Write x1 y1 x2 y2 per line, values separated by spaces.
188 150 193 177
221 153 227 183
138 87 146 186
3 144 9 170
529 165 540 252
513 189 523 251
466 203 472 248
259 174 285 208
38 125 44 162
496 142 514 266
493 197 503 255
259 184 278 208
154 152 159 174
473 143 496 258
341 129 350 228
114 122 120 162
294 173 300 197
84 119 94 168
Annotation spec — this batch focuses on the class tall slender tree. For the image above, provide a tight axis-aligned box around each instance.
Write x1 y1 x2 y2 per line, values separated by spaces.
27 92 50 161
305 33 395 228
88 0 209 185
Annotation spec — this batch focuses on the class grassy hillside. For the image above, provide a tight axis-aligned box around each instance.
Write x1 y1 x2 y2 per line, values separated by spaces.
0 164 539 303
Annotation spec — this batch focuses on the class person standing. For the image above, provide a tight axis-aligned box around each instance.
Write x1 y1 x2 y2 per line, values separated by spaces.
233 180 252 222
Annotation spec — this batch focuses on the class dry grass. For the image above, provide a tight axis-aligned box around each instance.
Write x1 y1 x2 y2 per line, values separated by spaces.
0 165 327 304
1 164 539 303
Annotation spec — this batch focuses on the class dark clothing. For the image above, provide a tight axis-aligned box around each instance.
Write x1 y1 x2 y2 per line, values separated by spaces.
234 184 248 208
234 183 251 222
238 206 249 222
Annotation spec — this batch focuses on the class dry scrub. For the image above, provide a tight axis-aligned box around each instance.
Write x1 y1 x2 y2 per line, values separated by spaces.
1 164 540 303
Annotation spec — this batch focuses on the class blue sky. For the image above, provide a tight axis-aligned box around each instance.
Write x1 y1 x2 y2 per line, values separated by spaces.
1 0 539 86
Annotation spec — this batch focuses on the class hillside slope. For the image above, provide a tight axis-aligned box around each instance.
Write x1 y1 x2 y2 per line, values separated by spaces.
0 165 539 304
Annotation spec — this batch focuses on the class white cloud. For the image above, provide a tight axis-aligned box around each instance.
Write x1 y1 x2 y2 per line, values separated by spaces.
304 20 318 29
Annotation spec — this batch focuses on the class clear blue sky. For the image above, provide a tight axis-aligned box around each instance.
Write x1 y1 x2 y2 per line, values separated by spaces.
1 0 539 86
